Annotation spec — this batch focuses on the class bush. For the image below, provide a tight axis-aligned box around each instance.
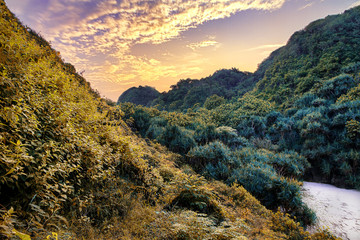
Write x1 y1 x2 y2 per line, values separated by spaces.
194 124 217 145
204 95 225 110
318 74 357 100
236 115 266 139
159 125 196 154
187 141 234 172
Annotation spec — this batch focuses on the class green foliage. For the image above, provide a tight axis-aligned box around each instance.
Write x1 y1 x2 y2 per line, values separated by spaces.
117 85 160 107
318 74 357 100
0 2 164 237
289 94 360 187
209 94 275 127
159 125 196 154
187 141 233 172
186 141 314 225
346 119 360 142
215 126 248 148
253 6 360 107
204 94 225 110
236 115 266 139
337 83 360 102
230 149 314 226
141 69 255 111
132 108 152 136
194 124 217 145
166 176 224 220
114 9 360 237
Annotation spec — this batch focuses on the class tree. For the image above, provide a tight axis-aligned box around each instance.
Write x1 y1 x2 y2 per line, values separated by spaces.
204 95 225 110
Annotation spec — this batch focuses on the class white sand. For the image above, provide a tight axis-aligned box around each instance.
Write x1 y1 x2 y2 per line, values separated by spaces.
302 182 360 240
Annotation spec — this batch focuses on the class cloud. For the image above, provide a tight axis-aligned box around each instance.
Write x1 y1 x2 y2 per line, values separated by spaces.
4 0 32 19
187 40 220 50
15 0 287 99
28 0 286 58
298 2 314 11
241 43 285 57
244 44 285 52
349 1 360 8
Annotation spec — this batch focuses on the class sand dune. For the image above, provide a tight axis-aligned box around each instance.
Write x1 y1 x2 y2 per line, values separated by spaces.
302 182 360 240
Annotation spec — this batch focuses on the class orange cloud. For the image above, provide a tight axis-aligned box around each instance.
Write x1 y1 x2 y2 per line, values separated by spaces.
187 40 220 50
18 0 287 99
349 1 360 8
244 44 285 52
298 2 314 11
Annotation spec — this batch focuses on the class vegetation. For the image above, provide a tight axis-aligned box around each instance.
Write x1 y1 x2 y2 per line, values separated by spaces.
119 6 360 112
3 1 359 239
119 102 317 225
253 6 360 107
119 5 360 191
117 85 160 107
118 68 256 111
0 1 341 239
116 5 360 239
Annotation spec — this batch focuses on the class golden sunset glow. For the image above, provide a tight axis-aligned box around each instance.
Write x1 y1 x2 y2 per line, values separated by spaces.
6 0 359 100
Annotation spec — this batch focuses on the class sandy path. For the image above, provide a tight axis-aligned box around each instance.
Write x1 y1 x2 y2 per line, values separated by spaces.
302 182 360 240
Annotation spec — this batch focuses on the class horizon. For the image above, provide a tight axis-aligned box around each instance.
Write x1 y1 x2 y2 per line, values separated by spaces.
5 0 360 101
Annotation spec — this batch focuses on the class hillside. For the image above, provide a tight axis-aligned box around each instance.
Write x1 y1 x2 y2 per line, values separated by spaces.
0 1 340 239
117 85 160 107
118 68 255 111
253 6 360 107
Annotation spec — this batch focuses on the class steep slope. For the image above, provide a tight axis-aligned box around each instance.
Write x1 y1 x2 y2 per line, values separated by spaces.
253 6 360 107
117 85 160 107
0 1 338 239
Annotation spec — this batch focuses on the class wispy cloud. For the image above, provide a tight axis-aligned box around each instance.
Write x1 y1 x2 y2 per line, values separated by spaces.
15 0 287 99
349 1 360 8
298 2 314 11
241 43 285 57
37 0 286 50
187 40 220 50
244 44 285 52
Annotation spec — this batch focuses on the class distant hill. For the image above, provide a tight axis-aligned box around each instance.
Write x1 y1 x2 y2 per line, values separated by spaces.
117 85 160 106
118 69 255 111
253 6 360 107
155 69 255 111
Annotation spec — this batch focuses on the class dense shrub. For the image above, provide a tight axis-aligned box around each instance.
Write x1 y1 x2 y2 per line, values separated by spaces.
204 94 226 110
187 141 234 172
318 74 357 100
186 142 314 225
236 115 266 139
159 125 196 154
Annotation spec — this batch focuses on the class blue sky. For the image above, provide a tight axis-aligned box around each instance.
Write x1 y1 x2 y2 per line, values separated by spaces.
5 0 360 100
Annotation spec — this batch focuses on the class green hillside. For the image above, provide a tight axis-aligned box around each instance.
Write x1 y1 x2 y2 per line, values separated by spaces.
118 68 255 111
253 6 360 107
117 85 160 107
0 1 339 239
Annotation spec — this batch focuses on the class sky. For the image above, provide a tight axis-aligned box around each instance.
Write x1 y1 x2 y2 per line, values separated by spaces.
5 0 360 101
